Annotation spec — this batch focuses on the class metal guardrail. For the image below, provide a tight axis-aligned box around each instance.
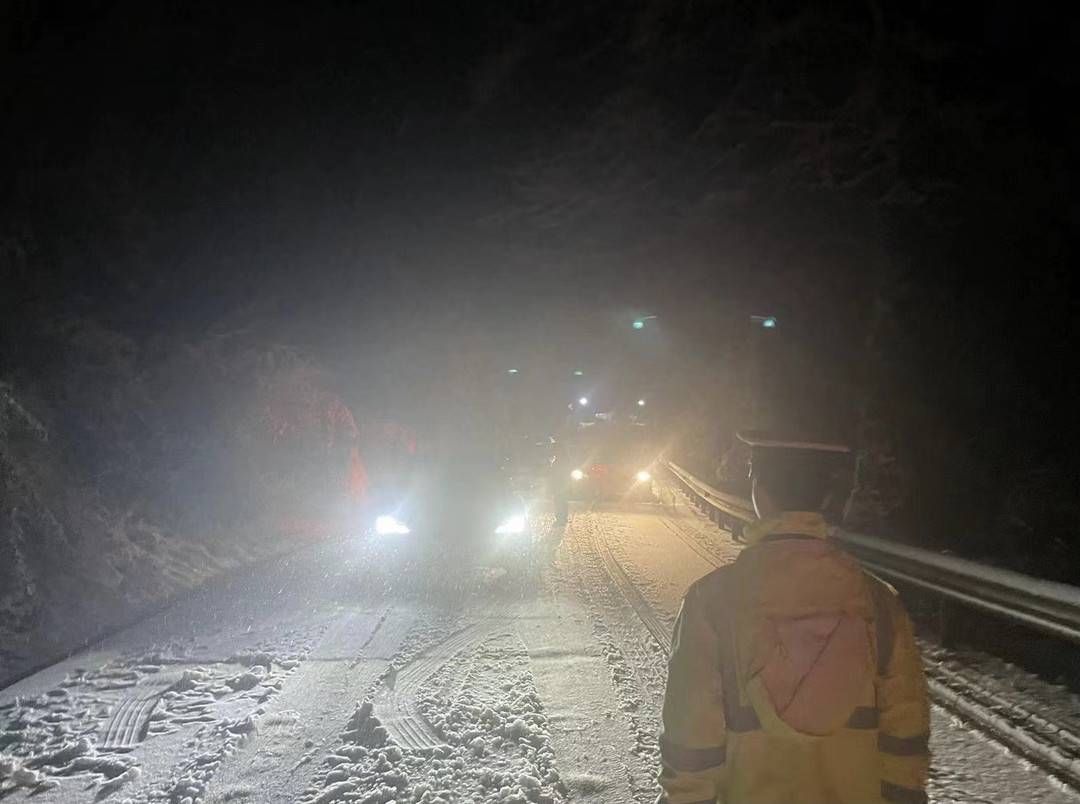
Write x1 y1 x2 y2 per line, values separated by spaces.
665 460 754 524
664 460 1080 645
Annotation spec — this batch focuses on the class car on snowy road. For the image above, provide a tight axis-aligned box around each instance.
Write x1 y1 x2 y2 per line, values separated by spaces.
360 449 536 582
566 422 659 503
500 434 557 494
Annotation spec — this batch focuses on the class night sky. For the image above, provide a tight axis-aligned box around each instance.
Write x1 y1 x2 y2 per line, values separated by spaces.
2 1 1078 572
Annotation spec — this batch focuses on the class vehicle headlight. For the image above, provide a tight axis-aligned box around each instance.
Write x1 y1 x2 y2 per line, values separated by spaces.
635 470 652 483
571 469 585 481
495 514 527 535
375 515 410 535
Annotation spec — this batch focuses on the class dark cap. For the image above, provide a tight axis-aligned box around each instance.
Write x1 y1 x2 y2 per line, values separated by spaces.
736 430 850 454
737 430 853 514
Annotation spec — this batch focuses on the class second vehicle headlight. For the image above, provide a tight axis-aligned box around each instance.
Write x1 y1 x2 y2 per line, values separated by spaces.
635 470 652 483
495 514 527 535
571 469 585 480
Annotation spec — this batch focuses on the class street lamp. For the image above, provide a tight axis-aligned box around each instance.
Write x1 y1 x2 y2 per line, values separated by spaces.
578 397 589 407
572 369 585 376
750 315 778 329
632 314 658 330
506 368 520 374
637 399 646 407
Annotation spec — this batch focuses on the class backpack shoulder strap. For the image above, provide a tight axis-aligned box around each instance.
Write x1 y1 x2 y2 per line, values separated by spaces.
699 565 764 732
866 574 896 677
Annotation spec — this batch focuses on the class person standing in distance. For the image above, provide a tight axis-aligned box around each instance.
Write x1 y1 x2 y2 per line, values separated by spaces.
548 439 572 528
657 431 930 804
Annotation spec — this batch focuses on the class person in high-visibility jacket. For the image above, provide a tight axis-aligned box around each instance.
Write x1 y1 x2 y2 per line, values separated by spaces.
658 431 930 804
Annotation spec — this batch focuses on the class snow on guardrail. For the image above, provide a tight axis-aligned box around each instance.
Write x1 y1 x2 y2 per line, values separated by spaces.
664 460 1080 645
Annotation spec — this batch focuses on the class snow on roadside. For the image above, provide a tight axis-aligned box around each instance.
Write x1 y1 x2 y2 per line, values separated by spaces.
921 642 1080 748
0 632 315 801
920 640 1080 791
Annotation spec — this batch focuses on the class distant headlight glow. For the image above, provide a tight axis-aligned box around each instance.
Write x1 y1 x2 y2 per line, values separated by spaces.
635 470 652 483
375 515 410 535
495 514 527 535
571 469 585 481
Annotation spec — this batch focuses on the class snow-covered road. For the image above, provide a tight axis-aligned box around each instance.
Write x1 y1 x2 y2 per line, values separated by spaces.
2 498 1078 803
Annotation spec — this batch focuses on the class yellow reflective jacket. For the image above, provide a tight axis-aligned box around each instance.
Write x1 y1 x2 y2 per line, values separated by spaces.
658 512 930 804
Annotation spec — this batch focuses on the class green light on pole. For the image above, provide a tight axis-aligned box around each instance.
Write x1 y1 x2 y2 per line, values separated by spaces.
573 369 585 376
507 368 520 374
632 320 645 330
762 317 777 329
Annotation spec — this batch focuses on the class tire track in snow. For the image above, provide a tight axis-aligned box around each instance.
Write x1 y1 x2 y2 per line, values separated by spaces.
558 512 670 803
375 608 512 749
595 528 672 656
99 672 183 749
200 607 414 804
659 516 727 570
100 695 161 749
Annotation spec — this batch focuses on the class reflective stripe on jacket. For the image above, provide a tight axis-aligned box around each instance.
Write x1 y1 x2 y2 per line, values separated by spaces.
658 512 930 804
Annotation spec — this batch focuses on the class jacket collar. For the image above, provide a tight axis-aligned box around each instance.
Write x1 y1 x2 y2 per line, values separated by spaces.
743 511 828 546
